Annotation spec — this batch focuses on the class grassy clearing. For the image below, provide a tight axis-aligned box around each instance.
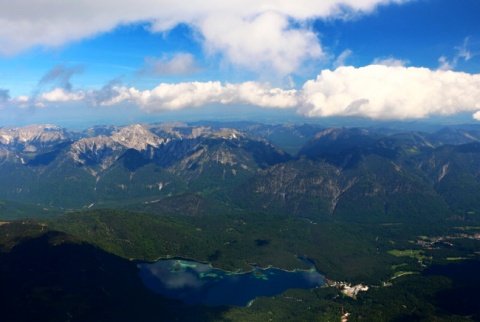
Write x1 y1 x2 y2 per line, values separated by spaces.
391 263 408 270
388 249 426 261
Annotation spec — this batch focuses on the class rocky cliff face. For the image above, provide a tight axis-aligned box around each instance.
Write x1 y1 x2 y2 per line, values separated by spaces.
70 136 124 170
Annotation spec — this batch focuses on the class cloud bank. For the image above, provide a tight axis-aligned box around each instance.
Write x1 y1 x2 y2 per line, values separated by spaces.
85 81 298 111
0 0 408 74
28 65 480 121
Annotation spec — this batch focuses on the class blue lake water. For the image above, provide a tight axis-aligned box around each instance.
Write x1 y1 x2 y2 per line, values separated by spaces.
137 258 325 307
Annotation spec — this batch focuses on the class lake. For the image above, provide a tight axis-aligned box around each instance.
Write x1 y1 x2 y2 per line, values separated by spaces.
138 258 325 306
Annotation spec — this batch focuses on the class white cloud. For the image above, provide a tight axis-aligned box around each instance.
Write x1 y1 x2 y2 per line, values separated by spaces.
15 96 29 103
9 95 31 109
139 53 200 76
0 0 410 74
198 12 323 75
40 88 85 103
372 57 409 67
299 65 480 119
473 111 480 121
19 64 480 122
98 81 298 111
115 82 228 111
225 82 298 108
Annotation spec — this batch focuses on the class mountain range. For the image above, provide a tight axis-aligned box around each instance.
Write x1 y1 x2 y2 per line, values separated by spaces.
1 121 480 222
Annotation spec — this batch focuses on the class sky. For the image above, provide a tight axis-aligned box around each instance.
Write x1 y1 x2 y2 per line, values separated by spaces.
1 0 480 128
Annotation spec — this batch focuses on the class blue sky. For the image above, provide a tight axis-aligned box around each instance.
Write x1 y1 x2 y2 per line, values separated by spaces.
1 0 480 128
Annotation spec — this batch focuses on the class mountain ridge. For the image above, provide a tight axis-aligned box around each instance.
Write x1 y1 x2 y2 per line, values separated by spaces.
1 122 480 222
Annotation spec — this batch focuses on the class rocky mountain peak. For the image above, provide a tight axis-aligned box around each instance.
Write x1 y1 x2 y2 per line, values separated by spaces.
111 124 166 151
0 124 73 152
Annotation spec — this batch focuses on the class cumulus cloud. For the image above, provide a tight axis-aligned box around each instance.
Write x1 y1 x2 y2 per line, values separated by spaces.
225 82 298 108
94 81 299 111
198 12 323 75
21 64 480 122
139 53 200 76
299 65 480 119
39 88 85 103
0 0 409 74
473 111 480 121
130 81 227 111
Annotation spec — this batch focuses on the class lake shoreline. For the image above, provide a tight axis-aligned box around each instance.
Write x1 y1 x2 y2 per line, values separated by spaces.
134 255 322 275
137 257 326 307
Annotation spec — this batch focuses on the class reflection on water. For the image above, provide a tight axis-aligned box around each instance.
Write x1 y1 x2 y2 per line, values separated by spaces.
138 258 325 306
